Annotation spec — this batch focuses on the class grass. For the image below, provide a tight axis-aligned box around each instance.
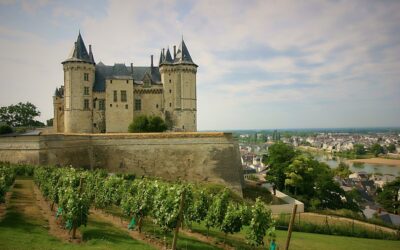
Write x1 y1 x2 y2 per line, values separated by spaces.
141 218 221 250
102 205 222 250
189 222 400 250
0 179 155 250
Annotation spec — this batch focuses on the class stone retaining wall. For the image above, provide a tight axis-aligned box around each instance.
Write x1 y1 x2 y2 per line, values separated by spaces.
0 132 244 195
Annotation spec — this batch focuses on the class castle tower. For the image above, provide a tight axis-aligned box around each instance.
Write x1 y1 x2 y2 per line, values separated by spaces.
160 39 198 131
62 32 96 133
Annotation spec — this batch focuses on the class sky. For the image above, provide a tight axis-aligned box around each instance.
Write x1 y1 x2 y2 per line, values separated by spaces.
0 0 399 130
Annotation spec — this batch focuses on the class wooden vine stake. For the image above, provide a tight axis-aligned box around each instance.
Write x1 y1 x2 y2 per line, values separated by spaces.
285 204 297 250
172 189 185 250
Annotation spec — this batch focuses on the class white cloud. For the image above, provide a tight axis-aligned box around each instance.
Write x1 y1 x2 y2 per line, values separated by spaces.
0 0 400 129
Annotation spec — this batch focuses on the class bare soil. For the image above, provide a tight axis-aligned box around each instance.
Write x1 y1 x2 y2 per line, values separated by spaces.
348 157 400 166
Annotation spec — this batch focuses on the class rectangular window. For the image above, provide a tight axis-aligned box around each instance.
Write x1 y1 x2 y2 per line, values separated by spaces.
99 99 105 110
135 99 141 111
113 90 117 102
93 99 96 109
121 90 127 102
84 73 89 81
84 87 89 95
84 99 89 110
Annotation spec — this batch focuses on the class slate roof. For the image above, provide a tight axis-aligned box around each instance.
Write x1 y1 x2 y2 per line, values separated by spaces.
93 62 161 92
159 49 165 65
63 32 94 64
159 39 197 66
174 39 195 65
164 48 173 63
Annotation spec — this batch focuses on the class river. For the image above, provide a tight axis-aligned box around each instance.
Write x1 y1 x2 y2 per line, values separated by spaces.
311 153 400 177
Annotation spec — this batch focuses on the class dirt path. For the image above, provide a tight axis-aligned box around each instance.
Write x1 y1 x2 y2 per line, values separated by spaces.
90 209 165 250
303 212 399 235
32 181 81 243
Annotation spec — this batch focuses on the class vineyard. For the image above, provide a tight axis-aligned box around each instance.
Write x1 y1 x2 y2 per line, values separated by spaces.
2 163 400 250
1 163 274 249
0 165 15 203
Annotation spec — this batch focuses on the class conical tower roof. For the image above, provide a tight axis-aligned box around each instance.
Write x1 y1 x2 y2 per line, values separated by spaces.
165 48 173 63
62 32 94 64
174 39 196 65
159 49 165 66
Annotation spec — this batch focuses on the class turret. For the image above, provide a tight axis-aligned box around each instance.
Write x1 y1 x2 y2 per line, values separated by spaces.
160 38 198 132
62 32 96 133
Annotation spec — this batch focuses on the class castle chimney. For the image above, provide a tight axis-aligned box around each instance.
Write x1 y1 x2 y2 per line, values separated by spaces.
151 55 154 68
162 48 165 57
130 63 133 75
89 44 92 52
173 45 176 58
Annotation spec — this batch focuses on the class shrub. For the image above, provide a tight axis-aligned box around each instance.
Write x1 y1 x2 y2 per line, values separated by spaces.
0 124 13 134
128 115 167 133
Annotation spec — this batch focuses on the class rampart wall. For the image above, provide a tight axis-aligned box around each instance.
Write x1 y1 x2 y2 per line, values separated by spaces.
0 132 244 195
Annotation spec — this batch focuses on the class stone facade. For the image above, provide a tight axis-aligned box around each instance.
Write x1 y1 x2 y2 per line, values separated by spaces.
54 33 197 133
0 133 244 195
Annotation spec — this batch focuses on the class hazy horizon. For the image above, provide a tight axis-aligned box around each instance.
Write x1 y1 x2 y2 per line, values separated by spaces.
0 0 399 130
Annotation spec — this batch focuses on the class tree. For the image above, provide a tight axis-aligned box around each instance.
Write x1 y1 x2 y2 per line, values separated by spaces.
265 142 296 190
370 143 384 157
333 162 352 179
128 115 167 133
387 144 396 153
353 144 366 155
0 102 41 127
284 155 318 195
128 115 149 132
377 178 400 214
148 116 167 132
0 124 13 134
46 118 53 126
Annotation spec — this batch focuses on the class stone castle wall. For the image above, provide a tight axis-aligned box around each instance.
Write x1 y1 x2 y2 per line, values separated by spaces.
0 132 244 195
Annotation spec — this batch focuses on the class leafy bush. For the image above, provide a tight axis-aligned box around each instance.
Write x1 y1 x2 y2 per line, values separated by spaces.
128 115 167 133
0 124 13 134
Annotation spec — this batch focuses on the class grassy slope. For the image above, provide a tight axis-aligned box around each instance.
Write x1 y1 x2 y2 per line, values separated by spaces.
103 206 221 250
276 230 400 250
0 179 155 250
190 222 400 250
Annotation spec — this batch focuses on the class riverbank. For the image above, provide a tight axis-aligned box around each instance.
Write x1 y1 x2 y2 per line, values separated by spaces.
348 158 400 166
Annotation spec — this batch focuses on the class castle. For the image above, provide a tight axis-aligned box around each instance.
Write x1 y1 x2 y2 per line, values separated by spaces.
53 32 198 133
